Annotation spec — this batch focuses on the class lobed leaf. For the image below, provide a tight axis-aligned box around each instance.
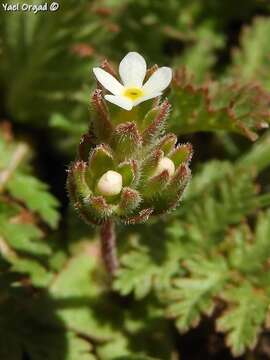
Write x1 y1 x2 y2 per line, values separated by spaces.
169 68 270 141
230 17 270 91
216 283 268 357
166 256 229 333
7 173 60 229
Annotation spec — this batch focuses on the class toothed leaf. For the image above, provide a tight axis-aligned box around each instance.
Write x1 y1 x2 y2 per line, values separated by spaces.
216 283 268 357
166 256 229 333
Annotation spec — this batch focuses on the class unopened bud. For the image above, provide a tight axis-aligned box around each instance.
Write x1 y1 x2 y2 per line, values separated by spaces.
97 170 123 196
153 157 175 178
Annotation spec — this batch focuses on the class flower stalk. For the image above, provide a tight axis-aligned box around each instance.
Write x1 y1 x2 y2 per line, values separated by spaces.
100 219 118 275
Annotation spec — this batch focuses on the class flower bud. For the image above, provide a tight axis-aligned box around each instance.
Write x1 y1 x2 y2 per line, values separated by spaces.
153 157 175 178
97 170 123 196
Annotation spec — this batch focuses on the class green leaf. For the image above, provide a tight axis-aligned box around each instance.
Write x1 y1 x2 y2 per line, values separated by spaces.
96 335 130 360
166 256 228 332
11 258 53 287
0 213 50 257
57 332 97 360
48 251 123 341
169 68 270 141
0 0 107 125
0 129 60 290
175 27 224 82
177 164 259 247
216 283 268 356
7 172 60 228
184 161 232 200
238 131 270 173
230 17 270 91
228 212 270 274
114 248 160 299
114 230 186 299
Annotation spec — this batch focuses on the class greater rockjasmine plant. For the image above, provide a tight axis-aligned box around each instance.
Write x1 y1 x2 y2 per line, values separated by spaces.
3 6 270 359
67 52 192 274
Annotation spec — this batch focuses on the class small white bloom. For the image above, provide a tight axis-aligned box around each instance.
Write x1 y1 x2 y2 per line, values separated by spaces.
153 157 175 178
93 52 172 111
97 170 123 197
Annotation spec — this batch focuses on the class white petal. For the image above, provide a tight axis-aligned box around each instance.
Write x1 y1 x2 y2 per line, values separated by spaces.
142 67 172 94
153 157 175 177
93 67 123 95
105 95 133 111
119 52 147 87
133 92 162 106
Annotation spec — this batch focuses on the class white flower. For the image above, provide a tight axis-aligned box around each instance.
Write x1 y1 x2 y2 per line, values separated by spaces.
153 157 175 178
93 52 172 111
97 170 123 197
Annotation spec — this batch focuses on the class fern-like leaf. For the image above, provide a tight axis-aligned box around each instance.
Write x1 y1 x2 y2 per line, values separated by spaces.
230 17 270 91
216 283 268 357
169 68 270 141
166 256 228 333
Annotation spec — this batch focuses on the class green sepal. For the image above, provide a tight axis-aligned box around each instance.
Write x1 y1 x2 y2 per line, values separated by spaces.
88 144 114 187
112 122 142 161
74 197 101 225
169 143 193 167
124 208 154 225
117 160 139 187
143 170 170 198
157 133 177 155
155 165 191 214
117 187 141 215
142 100 171 144
141 107 159 131
89 195 114 220
168 164 191 194
91 89 113 142
141 149 164 178
67 161 102 225
67 161 91 204
74 194 113 225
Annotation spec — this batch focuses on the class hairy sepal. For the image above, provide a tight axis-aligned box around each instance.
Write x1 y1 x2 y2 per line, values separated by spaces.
117 187 141 215
142 99 171 145
112 122 142 161
88 144 114 187
91 89 113 141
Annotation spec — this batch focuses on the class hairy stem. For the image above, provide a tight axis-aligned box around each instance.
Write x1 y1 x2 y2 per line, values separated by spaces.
100 219 118 275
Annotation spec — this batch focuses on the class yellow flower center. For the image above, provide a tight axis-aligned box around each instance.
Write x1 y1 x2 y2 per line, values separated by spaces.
123 87 144 100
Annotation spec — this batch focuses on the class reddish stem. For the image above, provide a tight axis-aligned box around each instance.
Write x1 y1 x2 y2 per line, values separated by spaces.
100 219 118 275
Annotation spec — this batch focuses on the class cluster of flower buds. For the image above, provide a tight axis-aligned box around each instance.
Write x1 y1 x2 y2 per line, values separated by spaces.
67 52 192 226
